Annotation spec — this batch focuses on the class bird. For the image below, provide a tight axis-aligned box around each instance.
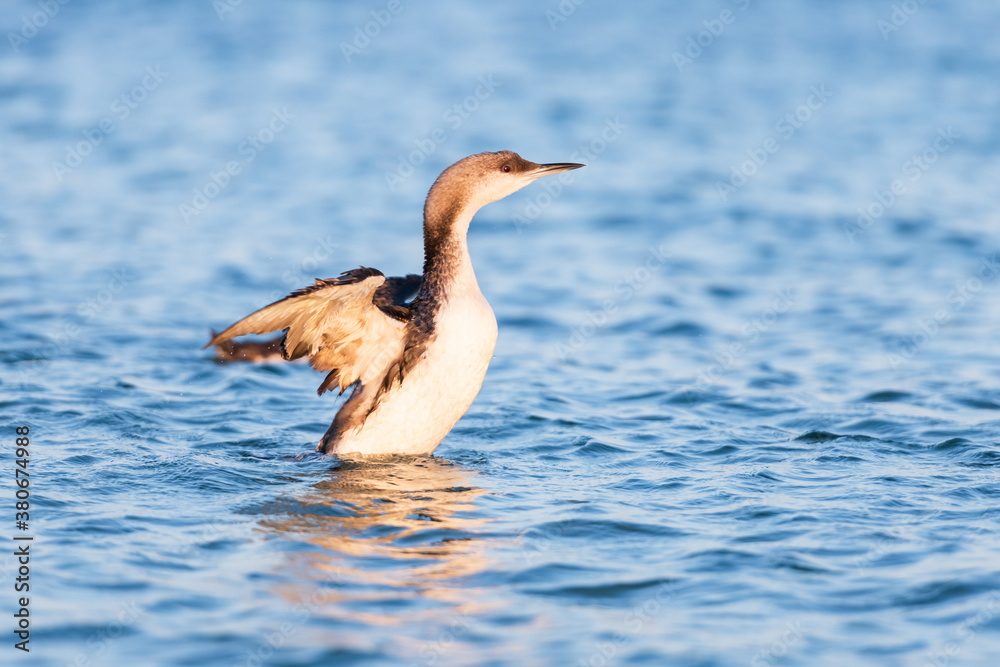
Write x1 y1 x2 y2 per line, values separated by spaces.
206 151 583 456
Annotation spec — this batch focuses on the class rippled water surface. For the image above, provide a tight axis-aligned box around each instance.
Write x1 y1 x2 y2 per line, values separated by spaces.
3 1 1000 665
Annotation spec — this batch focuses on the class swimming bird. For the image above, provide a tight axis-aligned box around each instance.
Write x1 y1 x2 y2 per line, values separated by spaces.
207 151 583 456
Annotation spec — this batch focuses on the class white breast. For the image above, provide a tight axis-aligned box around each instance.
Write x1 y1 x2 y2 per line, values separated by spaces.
331 289 498 456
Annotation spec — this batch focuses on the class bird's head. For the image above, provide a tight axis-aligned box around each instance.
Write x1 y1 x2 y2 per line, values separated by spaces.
424 150 584 229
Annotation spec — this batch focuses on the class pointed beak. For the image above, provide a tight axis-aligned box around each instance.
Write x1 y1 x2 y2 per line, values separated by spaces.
530 162 585 178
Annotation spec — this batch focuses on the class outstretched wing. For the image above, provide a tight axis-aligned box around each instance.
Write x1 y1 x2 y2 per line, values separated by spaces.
206 267 413 396
374 273 422 319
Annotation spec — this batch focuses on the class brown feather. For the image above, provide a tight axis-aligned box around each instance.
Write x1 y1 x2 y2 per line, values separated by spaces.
206 266 412 399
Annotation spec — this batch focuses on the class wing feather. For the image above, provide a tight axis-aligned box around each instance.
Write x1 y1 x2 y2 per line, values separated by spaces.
206 267 410 395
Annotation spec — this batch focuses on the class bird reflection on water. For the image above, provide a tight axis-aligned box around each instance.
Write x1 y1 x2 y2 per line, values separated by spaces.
254 456 493 631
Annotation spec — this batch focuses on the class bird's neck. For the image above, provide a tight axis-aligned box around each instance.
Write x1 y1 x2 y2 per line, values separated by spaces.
422 204 481 298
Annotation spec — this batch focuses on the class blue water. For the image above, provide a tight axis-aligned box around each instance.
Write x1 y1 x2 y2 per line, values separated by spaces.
3 1 1000 665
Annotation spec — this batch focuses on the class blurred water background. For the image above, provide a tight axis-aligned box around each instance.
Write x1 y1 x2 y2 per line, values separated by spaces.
2 0 1000 665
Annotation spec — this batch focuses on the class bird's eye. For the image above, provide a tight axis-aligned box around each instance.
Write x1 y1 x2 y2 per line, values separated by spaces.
502 165 511 173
